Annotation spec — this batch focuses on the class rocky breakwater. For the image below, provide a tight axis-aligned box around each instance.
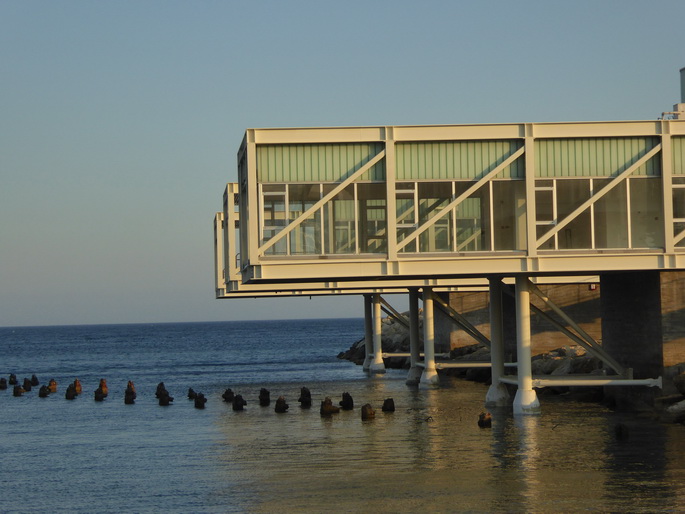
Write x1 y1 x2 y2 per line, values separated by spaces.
337 313 418 369
337 313 685 422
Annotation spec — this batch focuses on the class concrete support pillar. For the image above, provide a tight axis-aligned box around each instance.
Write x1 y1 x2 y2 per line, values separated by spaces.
513 277 540 415
420 288 439 386
369 293 386 373
362 294 373 371
406 289 422 385
486 277 511 406
601 271 663 411
407 289 422 385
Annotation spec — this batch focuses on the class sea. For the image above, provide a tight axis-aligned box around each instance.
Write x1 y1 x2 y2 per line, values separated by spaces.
1 319 685 513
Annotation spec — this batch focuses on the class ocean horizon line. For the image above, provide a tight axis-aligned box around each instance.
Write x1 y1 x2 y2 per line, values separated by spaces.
0 316 365 330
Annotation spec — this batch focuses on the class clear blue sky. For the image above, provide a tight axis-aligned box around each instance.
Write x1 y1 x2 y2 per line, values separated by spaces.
1 1 684 326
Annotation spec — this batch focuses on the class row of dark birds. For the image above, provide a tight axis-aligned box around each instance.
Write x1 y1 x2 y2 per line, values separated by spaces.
2 374 494 425
0 375 394 417
219 386 396 419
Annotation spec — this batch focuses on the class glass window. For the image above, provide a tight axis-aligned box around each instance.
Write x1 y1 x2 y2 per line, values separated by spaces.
418 182 452 252
358 183 387 253
288 184 321 255
630 178 663 248
536 225 556 250
557 179 592 249
261 184 287 255
455 182 490 251
396 185 417 253
323 184 356 254
535 189 554 222
493 181 525 250
675 222 685 248
673 187 685 219
594 179 628 249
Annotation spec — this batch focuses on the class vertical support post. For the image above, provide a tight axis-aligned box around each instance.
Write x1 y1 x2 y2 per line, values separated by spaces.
513 276 540 415
486 277 510 406
406 289 422 385
362 294 373 371
524 126 538 258
661 126 675 255
369 293 386 373
420 288 439 386
385 128 398 262
246 130 260 263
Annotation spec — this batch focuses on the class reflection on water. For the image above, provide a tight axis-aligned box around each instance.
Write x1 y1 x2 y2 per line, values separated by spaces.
213 374 685 513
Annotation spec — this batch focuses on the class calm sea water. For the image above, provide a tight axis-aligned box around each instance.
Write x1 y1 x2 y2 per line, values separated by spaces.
1 319 684 513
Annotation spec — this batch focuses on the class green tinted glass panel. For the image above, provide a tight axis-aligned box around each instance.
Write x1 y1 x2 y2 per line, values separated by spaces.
257 143 385 182
396 140 523 180
535 137 660 178
674 137 685 175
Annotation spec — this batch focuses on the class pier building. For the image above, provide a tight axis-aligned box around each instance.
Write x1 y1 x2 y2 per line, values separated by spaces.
214 69 685 414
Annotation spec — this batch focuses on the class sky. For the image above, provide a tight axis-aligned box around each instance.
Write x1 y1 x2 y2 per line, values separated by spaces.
1 1 684 327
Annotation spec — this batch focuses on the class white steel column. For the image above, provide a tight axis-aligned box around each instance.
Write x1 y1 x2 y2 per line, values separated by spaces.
420 288 439 386
486 277 510 406
369 293 386 373
362 294 373 371
406 289 422 385
513 276 540 415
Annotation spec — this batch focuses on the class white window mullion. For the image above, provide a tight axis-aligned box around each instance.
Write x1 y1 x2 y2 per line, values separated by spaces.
488 181 495 251
626 178 632 248
452 181 457 252
285 185 290 255
552 180 558 249
590 179 596 249
319 183 324 255
354 183 359 254
258 183 264 245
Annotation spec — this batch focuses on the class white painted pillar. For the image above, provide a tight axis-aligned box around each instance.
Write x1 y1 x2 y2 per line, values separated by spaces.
513 276 540 415
362 294 373 371
420 288 439 386
369 293 386 373
486 277 511 406
406 289 422 385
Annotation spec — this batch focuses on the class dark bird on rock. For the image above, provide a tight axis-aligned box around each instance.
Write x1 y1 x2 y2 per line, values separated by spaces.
361 404 375 420
382 398 395 412
65 383 77 400
259 388 271 406
298 387 312 408
320 397 340 416
124 382 137 405
194 393 207 409
222 388 235 403
232 394 247 411
275 396 289 413
339 392 354 410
